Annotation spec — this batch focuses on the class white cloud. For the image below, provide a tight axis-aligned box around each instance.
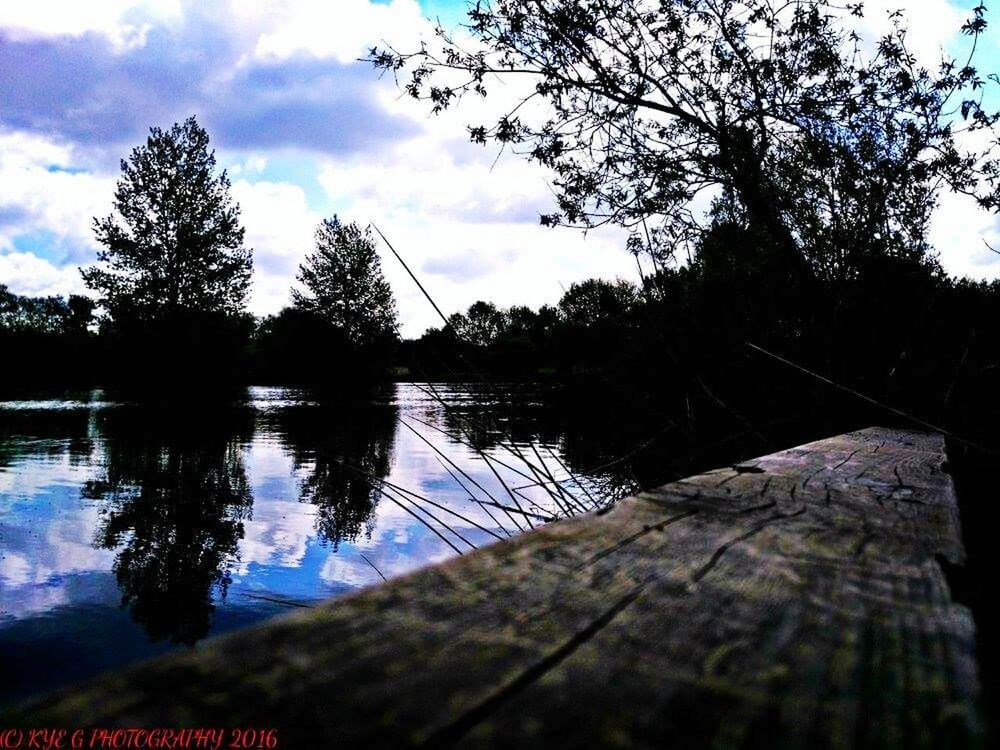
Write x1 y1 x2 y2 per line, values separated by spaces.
851 0 965 64
0 130 114 264
3 0 999 335
317 113 634 337
377 220 631 337
0 252 87 297
930 191 1000 279
0 0 182 51
228 154 269 177
251 0 427 64
231 178 321 314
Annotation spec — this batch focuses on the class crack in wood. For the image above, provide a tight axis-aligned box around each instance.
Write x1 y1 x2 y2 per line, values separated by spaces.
691 508 807 583
420 582 650 747
575 509 699 571
7 428 978 747
427 508 807 745
831 448 862 472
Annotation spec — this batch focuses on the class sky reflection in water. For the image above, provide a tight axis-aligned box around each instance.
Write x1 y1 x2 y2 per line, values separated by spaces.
0 384 626 706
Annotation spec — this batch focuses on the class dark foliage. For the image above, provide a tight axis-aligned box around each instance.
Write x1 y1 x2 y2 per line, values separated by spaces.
84 116 251 320
251 218 400 387
261 396 398 549
0 285 96 388
80 117 253 389
398 277 642 378
83 406 255 644
293 218 398 346
372 1 1000 281
398 220 1000 480
252 306 394 388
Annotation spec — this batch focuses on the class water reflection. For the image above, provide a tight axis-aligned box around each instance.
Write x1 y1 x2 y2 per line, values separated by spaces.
432 382 564 451
0 384 631 707
83 407 254 644
267 398 398 550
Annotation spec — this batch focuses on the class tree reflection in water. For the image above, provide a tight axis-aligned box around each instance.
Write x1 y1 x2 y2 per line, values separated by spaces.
84 406 254 644
265 395 397 550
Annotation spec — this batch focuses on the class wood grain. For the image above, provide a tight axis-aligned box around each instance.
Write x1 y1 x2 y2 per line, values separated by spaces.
4 427 980 748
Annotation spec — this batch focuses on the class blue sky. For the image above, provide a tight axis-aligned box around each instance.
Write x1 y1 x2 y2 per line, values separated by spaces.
2 0 1000 336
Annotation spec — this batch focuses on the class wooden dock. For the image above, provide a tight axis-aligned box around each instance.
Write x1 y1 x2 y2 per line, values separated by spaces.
6 427 981 747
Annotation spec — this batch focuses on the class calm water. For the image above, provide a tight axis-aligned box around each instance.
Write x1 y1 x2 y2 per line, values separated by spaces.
0 383 634 707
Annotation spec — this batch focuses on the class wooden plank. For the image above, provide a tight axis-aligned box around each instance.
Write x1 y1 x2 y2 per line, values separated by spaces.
4 428 981 748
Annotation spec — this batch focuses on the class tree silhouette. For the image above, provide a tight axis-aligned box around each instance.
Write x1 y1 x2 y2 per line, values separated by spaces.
557 279 638 328
371 1 1000 276
82 116 252 322
0 286 96 387
263 399 398 550
293 218 398 348
0 285 93 335
84 407 254 644
447 301 508 347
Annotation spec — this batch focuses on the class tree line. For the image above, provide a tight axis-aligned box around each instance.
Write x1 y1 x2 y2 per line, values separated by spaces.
4 0 1000 442
0 117 399 390
365 0 1000 452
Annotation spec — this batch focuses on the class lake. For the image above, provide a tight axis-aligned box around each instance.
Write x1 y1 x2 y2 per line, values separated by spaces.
0 383 639 708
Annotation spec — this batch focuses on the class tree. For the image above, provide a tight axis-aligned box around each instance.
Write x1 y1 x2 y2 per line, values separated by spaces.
0 285 94 336
293 217 399 347
371 1 1000 278
0 286 96 387
558 279 638 328
447 301 508 346
82 116 252 322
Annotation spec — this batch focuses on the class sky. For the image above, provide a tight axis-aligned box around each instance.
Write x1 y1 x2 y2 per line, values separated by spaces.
2 0 1000 337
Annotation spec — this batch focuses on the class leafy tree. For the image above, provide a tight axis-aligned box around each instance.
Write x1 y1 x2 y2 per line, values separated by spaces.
504 305 540 338
0 285 94 335
372 1 1000 277
447 301 508 346
293 217 399 347
0 286 96 387
558 279 638 328
82 116 252 321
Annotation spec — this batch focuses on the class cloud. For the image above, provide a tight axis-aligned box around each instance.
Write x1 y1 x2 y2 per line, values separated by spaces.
929 191 1000 278
206 58 420 154
318 132 552 225
2 0 998 337
0 129 114 285
0 29 203 149
314 94 633 335
0 252 87 298
230 178 320 313
0 0 182 51
422 251 501 282
851 0 965 64
232 179 317 273
0 0 431 318
0 2 422 155
358 217 630 337
251 0 427 65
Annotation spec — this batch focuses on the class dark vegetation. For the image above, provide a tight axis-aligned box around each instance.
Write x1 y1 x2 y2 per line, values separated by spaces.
368 0 1000 467
0 284 94 387
254 218 399 386
78 116 254 391
4 0 1000 726
0 118 400 392
370 0 1000 733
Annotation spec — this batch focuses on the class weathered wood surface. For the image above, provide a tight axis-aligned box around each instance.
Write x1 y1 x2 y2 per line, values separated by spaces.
6 428 980 748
